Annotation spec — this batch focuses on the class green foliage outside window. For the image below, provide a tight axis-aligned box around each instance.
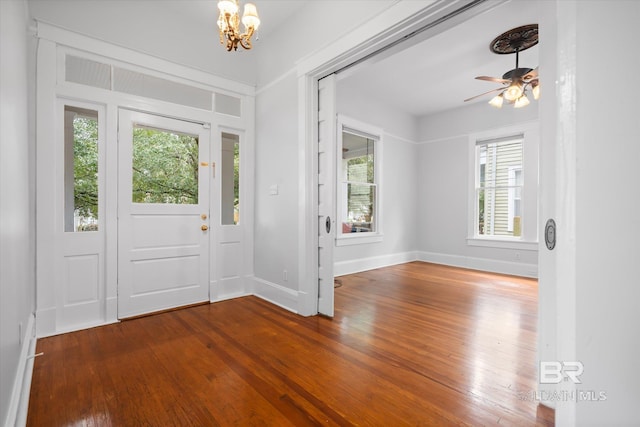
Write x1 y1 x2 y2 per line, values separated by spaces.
73 116 99 221
132 127 199 204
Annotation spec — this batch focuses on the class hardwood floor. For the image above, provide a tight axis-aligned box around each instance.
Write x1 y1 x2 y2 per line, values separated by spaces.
27 262 553 426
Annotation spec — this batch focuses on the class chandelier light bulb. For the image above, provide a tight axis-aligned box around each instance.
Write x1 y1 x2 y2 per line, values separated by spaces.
218 0 238 15
242 3 260 30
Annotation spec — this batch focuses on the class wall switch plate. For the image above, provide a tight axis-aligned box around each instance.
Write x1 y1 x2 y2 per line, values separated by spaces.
269 184 278 195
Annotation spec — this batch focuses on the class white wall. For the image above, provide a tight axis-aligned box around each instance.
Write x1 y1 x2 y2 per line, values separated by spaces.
0 0 36 424
571 1 640 424
334 81 419 274
254 0 395 87
253 2 399 307
416 102 539 276
253 75 300 293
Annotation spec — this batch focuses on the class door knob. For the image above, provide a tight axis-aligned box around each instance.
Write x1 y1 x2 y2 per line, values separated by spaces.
201 224 209 231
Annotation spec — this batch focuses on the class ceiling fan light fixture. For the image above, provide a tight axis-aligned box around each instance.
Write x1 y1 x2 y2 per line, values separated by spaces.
466 24 539 109
532 82 541 100
514 94 530 108
488 93 504 108
503 82 524 102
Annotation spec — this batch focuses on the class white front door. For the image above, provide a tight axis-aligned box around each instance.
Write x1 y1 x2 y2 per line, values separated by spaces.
317 75 337 316
117 110 211 318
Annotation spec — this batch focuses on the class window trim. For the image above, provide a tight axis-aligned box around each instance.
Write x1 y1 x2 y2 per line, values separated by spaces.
468 122 539 248
507 166 522 233
336 115 384 246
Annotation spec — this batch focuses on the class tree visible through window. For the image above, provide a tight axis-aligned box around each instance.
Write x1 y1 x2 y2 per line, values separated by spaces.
476 135 523 237
131 126 199 204
65 106 99 232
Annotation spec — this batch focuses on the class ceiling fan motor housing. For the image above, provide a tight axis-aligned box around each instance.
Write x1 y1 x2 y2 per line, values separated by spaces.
503 67 534 80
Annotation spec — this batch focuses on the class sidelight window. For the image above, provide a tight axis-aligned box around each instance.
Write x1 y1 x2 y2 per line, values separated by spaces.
221 132 240 225
64 106 99 232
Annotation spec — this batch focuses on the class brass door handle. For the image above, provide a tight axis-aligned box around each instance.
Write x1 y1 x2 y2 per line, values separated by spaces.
201 224 209 231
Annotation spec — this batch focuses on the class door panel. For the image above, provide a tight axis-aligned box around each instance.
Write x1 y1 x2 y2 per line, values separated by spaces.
118 110 210 318
317 75 336 316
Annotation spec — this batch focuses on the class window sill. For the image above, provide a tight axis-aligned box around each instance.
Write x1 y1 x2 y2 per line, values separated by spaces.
467 237 538 251
336 233 383 246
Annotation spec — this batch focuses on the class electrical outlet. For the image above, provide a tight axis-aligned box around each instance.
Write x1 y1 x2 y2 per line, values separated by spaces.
515 252 521 261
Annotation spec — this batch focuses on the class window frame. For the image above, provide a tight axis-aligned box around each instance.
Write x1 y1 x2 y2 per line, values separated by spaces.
467 123 539 250
336 115 384 246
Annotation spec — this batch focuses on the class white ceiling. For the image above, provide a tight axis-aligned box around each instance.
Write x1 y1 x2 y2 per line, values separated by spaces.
28 0 538 117
337 0 540 117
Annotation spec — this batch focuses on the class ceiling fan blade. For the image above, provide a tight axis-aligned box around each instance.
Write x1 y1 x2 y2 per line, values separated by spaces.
523 67 539 81
464 87 505 102
475 75 511 84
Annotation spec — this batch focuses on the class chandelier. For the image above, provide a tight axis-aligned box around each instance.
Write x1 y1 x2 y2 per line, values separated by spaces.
217 0 260 51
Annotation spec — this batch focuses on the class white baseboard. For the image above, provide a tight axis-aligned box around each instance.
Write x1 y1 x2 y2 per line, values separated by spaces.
417 251 538 278
252 277 299 314
34 306 55 338
334 251 419 277
5 313 36 427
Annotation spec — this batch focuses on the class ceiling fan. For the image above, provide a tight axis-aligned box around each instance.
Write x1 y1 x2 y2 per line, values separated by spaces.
465 24 539 108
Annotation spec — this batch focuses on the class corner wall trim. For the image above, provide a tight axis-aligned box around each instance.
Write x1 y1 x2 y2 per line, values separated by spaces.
5 313 36 427
252 277 299 314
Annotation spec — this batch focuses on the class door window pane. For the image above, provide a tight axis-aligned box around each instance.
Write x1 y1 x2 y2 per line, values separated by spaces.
65 106 99 232
221 132 240 225
132 126 199 204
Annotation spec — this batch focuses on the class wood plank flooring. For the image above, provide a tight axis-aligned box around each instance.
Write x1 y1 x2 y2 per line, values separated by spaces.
27 262 553 426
